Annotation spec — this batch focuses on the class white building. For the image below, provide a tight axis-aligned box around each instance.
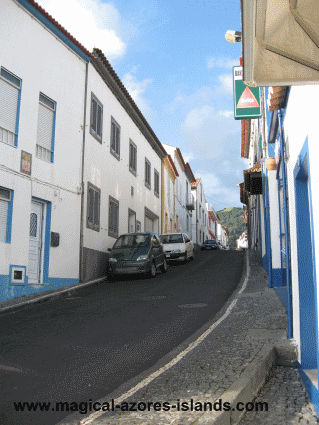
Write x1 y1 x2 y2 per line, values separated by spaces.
81 49 166 281
162 144 195 237
191 178 209 246
0 0 92 302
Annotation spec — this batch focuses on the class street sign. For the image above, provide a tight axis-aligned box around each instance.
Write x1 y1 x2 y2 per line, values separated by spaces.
233 66 262 120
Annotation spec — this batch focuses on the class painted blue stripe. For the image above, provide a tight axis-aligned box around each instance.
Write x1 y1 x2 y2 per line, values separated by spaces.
15 78 22 147
0 276 79 303
16 0 91 63
294 138 318 370
6 189 14 244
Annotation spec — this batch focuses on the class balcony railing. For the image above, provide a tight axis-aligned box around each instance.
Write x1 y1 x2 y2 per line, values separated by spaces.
186 194 195 210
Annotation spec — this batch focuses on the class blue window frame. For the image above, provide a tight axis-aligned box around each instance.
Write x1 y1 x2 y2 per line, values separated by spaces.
0 187 14 244
36 93 56 163
0 67 22 147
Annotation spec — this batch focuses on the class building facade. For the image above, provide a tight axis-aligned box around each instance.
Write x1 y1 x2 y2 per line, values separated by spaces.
0 0 92 302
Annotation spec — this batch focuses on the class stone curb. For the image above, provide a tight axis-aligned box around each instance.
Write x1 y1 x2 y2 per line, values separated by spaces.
194 344 277 425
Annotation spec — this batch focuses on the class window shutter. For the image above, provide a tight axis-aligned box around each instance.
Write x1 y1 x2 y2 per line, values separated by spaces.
94 190 100 229
96 104 102 137
91 98 97 132
111 122 116 151
116 126 120 154
0 78 19 134
88 187 94 225
0 199 8 243
37 103 54 151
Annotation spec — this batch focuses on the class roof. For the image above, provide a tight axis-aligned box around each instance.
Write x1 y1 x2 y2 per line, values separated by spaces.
92 48 167 159
185 163 196 183
19 0 94 61
191 177 200 188
167 155 179 177
174 148 186 170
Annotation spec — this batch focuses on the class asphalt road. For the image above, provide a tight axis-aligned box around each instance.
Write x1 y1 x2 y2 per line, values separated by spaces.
0 249 244 425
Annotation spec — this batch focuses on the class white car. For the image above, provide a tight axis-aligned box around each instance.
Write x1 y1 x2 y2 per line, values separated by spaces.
159 233 194 261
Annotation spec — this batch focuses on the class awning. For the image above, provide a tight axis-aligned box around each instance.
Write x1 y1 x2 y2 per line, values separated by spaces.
241 0 319 86
209 230 215 239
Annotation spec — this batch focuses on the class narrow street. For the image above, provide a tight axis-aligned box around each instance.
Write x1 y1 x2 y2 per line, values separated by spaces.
0 250 244 425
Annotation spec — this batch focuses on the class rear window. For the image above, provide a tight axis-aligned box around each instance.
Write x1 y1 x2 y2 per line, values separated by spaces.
113 234 150 249
160 234 184 244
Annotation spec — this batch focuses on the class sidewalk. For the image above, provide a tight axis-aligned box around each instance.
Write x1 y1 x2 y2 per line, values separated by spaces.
58 251 319 425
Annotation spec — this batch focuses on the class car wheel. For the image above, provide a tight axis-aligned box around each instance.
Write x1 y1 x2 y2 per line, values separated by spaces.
161 259 168 273
149 261 157 278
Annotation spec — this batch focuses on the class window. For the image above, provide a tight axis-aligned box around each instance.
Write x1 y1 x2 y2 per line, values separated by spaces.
186 214 189 232
108 196 119 238
87 182 100 232
90 93 103 142
129 140 137 175
154 169 159 197
136 221 141 233
145 158 151 189
36 93 56 163
0 67 21 147
110 117 120 159
0 187 13 243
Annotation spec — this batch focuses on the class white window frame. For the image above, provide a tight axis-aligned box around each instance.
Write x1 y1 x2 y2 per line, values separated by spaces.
90 92 103 143
87 182 100 232
36 93 56 163
0 67 21 147
110 117 120 160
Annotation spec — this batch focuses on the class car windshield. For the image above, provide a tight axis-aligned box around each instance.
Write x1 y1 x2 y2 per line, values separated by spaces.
205 240 215 244
113 234 149 249
160 234 183 244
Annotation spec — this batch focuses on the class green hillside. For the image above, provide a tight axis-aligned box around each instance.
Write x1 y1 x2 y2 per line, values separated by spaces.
217 207 246 249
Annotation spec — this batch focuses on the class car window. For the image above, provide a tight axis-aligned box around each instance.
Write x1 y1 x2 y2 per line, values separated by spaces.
113 234 149 248
160 234 183 244
152 235 160 246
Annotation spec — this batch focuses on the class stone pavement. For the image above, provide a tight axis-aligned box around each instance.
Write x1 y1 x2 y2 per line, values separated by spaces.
58 251 319 425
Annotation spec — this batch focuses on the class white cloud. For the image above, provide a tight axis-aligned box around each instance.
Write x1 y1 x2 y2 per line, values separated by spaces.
183 152 195 163
219 110 233 118
122 71 155 122
37 0 126 59
183 105 214 130
218 74 233 94
207 57 238 69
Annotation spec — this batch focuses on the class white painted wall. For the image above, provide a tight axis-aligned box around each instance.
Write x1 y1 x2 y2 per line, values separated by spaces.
83 63 162 255
0 0 85 282
283 85 319 360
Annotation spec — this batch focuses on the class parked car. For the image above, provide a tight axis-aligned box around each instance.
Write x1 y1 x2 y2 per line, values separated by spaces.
107 232 167 278
201 239 218 250
159 233 194 261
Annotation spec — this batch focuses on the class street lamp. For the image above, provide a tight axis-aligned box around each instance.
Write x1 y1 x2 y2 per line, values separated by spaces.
225 30 242 43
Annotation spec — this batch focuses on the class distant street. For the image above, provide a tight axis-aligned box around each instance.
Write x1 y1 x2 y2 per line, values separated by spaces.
0 250 244 425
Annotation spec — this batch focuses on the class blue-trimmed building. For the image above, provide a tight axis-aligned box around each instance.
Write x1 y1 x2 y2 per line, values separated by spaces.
0 0 92 301
240 84 319 412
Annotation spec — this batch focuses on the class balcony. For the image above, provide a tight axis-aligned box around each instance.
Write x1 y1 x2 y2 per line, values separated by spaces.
186 194 195 210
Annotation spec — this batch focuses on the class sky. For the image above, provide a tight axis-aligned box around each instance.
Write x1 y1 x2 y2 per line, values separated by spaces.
38 0 249 210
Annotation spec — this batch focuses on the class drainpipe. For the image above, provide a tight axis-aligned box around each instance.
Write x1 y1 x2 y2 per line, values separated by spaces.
79 62 89 283
278 109 293 339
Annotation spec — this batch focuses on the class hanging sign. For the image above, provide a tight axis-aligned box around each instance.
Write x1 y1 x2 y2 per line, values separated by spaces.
233 66 262 120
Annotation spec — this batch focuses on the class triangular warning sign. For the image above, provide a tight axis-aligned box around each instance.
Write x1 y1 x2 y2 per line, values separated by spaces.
237 87 259 109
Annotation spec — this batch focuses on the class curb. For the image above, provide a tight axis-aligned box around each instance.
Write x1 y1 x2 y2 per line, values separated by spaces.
195 344 277 425
0 275 108 314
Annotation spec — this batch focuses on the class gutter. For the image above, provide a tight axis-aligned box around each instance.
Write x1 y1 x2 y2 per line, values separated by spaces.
79 62 89 283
